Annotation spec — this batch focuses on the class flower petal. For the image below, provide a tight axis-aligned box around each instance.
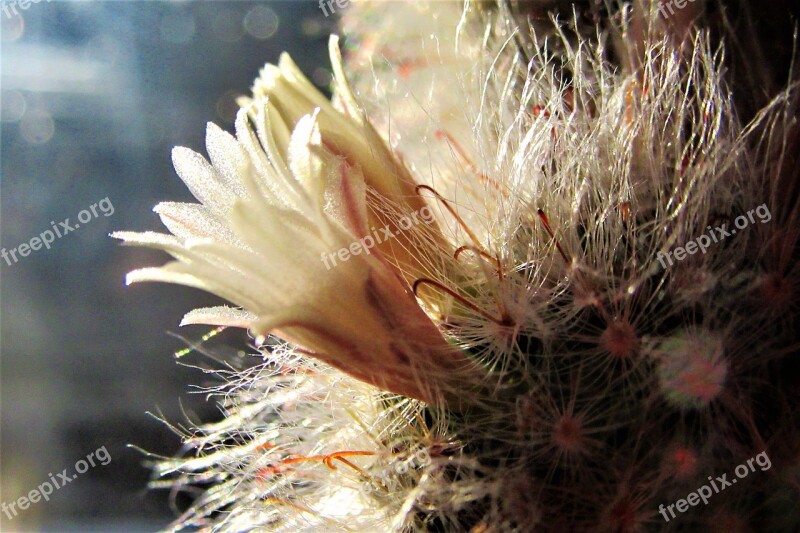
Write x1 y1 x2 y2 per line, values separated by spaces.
154 202 242 246
205 122 250 197
172 147 237 215
180 306 257 328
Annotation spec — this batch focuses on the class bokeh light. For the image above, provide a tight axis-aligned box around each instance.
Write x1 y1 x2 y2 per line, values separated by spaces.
244 5 279 40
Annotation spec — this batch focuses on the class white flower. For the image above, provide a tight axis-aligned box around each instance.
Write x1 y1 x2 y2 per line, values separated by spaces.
113 37 478 404
119 1 800 531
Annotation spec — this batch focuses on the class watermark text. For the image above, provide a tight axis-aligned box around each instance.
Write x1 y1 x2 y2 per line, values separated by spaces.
2 446 111 521
2 0 51 20
318 0 349 18
656 203 771 270
321 206 434 270
658 450 771 522
2 197 114 267
658 0 699 19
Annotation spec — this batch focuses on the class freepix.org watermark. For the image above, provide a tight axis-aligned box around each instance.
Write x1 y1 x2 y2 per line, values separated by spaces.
1 0 50 19
318 0 349 18
1 446 111 521
321 206 434 270
656 203 771 270
1 197 114 267
658 0 699 19
658 450 771 523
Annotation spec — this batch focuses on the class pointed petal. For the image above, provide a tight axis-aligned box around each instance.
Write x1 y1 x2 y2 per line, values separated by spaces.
154 202 242 246
125 265 207 288
329 35 364 123
205 122 250 197
112 230 181 248
180 306 257 328
172 147 236 215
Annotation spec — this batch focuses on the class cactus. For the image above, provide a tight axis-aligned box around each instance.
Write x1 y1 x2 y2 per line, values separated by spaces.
116 1 799 531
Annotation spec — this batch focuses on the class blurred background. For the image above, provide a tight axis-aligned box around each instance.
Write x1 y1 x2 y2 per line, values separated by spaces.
1 2 332 530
